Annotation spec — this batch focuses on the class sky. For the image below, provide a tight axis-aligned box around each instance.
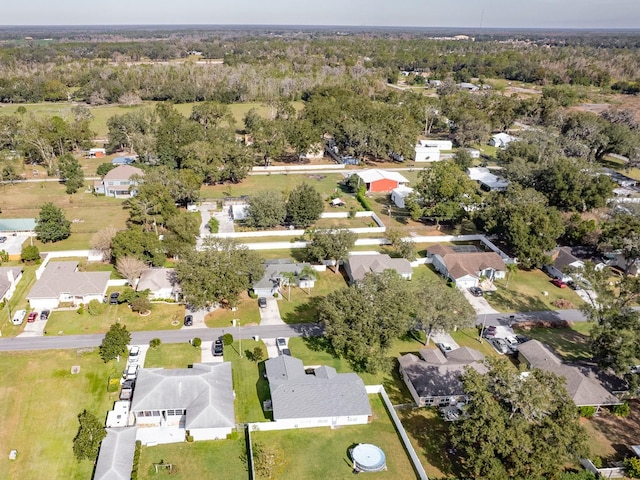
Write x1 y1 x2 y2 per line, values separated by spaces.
1 0 639 29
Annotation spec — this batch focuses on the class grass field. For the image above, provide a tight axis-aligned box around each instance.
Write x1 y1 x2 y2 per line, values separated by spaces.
205 292 261 328
138 434 248 480
487 268 585 312
44 302 185 335
0 349 120 480
251 395 418 480
518 322 594 362
144 343 201 369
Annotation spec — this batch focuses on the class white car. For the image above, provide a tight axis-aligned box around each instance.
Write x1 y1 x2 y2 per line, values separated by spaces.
122 364 139 381
11 309 26 326
275 337 287 352
128 346 140 363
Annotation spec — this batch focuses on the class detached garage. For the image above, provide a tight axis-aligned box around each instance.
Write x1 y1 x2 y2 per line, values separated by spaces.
355 169 410 193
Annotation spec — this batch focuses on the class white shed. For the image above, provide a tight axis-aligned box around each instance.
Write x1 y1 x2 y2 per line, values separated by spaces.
391 186 414 208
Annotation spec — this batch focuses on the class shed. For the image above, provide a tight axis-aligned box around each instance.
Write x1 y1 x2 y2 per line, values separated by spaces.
391 186 414 208
355 169 409 193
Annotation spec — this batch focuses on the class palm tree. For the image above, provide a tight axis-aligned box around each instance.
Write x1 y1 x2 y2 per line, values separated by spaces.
298 265 317 295
280 271 297 301
505 262 518 288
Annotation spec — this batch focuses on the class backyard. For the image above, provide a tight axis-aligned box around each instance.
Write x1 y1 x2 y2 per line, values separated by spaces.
251 395 418 480
0 348 119 480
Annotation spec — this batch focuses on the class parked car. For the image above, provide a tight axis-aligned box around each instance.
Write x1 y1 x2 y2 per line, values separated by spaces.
492 338 510 355
276 337 287 353
280 348 291 356
128 346 140 363
213 339 223 356
258 297 267 308
109 292 120 304
40 310 50 321
551 278 567 288
27 311 37 323
515 334 530 344
120 379 135 401
469 286 483 297
0 236 7 243
122 364 139 381
436 342 453 355
505 336 519 353
11 309 26 325
183 315 193 326
483 325 497 338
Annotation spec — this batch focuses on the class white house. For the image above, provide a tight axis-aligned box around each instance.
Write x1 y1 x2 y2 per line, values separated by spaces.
26 261 110 310
265 356 371 429
252 260 315 297
399 347 487 407
414 139 452 163
0 266 23 302
427 244 506 288
94 165 144 198
543 247 584 283
467 167 509 192
489 133 517 148
136 268 179 300
131 363 235 445
419 139 453 151
391 186 414 208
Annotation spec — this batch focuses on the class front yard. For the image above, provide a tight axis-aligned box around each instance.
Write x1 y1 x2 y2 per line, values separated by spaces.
487 269 585 312
44 302 185 335
251 395 418 480
517 321 594 362
144 343 201 369
0 349 119 480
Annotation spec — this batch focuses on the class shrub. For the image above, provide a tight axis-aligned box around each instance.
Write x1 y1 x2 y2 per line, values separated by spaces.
355 185 373 211
0 249 8 263
612 402 630 417
591 456 603 468
131 296 151 313
87 299 107 316
208 217 219 233
222 333 233 346
192 337 202 347
248 291 258 299
348 207 357 219
131 440 142 480
273 292 279 298
21 244 40 263
552 299 574 309
625 456 640 478
150 338 162 349
579 406 597 418
76 305 84 315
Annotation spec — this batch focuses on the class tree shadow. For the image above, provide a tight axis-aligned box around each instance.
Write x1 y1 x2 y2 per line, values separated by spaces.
301 334 336 355
255 360 273 421
281 296 324 324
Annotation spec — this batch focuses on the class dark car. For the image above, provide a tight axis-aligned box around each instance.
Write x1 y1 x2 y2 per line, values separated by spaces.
40 310 50 321
469 286 483 297
258 297 267 308
0 236 6 243
120 379 135 401
213 339 223 356
183 315 193 326
280 348 291 356
109 292 120 304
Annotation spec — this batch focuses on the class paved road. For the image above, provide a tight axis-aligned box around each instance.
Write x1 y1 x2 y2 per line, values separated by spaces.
0 323 323 352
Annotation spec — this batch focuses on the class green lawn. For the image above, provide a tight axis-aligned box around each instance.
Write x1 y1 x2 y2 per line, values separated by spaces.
144 343 201 368
251 395 418 480
519 322 594 362
0 349 120 480
223 339 271 423
44 302 185 335
138 435 248 480
486 269 585 313
1 265 37 337
205 293 261 328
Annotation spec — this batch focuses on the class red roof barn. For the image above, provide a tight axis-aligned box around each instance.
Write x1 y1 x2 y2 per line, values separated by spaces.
354 169 410 193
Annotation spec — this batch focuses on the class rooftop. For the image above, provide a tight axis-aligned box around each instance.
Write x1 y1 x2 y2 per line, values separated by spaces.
356 169 409 184
103 165 144 181
427 245 505 279
93 427 137 480
137 268 178 293
345 254 412 282
27 262 110 299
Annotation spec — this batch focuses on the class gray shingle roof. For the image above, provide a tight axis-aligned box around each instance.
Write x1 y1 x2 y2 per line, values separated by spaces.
93 427 137 480
345 254 412 282
137 268 177 293
0 266 22 299
398 347 487 399
518 340 620 407
265 356 371 420
27 262 110 299
427 245 505 280
103 165 144 181
253 262 312 290
131 363 235 429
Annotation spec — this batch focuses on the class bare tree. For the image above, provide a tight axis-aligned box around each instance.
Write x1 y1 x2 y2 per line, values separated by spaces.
90 226 118 261
116 256 147 285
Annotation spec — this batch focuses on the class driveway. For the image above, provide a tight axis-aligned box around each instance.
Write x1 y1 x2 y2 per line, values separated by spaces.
2 234 31 256
181 305 211 329
258 299 284 326
460 287 500 315
200 340 224 363
17 311 49 337
430 331 460 351
129 344 149 367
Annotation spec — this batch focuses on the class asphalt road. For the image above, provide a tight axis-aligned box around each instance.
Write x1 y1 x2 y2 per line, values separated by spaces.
0 310 587 352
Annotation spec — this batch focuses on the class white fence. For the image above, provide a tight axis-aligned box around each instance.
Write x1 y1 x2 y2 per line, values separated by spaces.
251 164 346 173
580 459 625 478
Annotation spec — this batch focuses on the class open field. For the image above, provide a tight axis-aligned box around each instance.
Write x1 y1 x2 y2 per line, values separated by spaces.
138 434 248 480
0 348 120 480
487 268 585 312
144 343 201 369
252 395 418 480
44 302 185 336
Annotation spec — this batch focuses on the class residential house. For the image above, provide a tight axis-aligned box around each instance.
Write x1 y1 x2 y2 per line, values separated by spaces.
93 427 137 480
467 167 509 192
427 244 505 288
489 133 517 148
544 247 584 283
518 340 621 409
354 169 410 193
27 261 110 310
265 355 371 428
604 252 639 276
94 165 144 197
136 268 179 300
131 363 235 444
414 140 452 163
252 260 315 297
344 254 413 283
458 82 479 91
465 148 481 159
87 148 106 158
0 266 22 302
398 347 487 407
391 186 414 208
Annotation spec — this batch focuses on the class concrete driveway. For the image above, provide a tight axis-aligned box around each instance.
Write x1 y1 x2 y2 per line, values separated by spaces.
2 234 31 256
18 310 49 337
200 340 224 363
460 287 500 315
258 299 284 326
181 305 212 329
430 331 460 350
